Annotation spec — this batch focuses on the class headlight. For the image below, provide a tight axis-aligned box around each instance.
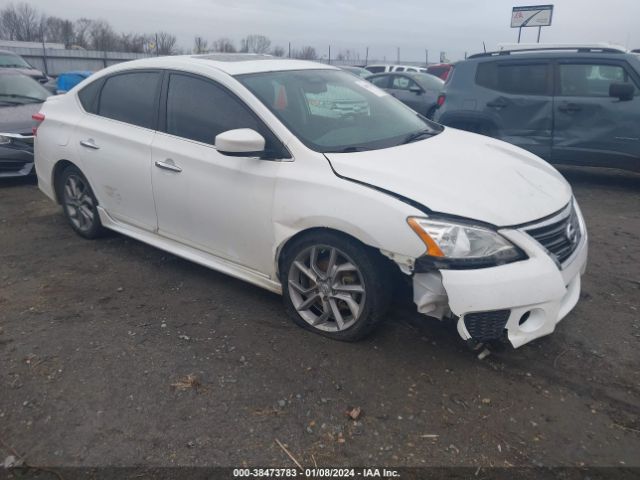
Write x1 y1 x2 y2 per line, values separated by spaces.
408 217 526 269
0 135 12 145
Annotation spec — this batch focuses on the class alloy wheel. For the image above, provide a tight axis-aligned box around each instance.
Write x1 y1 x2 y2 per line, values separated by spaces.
63 174 95 233
287 245 366 332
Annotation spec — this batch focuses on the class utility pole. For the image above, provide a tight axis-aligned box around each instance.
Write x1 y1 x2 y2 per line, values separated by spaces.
40 33 49 76
425 49 428 67
365 46 369 66
328 45 331 64
288 42 291 58
155 33 159 56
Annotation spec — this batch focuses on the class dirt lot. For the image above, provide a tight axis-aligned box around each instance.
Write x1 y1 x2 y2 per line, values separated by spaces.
1 167 639 470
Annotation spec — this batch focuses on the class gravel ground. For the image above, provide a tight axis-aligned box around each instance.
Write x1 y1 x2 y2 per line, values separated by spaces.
0 167 639 470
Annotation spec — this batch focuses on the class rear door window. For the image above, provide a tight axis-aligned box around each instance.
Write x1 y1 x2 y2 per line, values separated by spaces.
476 62 550 95
78 79 102 114
365 66 385 74
558 63 638 96
98 71 160 129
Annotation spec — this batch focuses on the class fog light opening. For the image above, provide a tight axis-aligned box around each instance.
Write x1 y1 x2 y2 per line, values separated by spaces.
518 311 531 326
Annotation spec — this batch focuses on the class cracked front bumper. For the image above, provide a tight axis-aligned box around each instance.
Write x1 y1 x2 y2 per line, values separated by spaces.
413 223 588 349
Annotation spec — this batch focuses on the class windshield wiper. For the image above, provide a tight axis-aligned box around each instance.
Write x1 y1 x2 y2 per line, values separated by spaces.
402 129 435 145
324 146 367 153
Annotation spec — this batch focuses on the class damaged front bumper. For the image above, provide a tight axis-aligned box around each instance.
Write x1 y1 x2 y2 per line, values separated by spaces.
412 217 588 349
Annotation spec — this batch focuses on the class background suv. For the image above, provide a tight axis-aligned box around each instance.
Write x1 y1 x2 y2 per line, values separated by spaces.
434 44 640 172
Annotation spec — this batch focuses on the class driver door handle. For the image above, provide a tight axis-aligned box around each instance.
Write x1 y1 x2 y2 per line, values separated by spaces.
80 139 99 150
155 159 182 173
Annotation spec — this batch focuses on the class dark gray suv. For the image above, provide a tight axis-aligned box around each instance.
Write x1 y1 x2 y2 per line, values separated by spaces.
434 45 640 172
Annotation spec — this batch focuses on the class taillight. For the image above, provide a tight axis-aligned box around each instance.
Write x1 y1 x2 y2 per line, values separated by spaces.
32 112 45 136
436 94 446 108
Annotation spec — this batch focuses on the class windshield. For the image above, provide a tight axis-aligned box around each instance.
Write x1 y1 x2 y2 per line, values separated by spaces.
0 53 31 68
238 69 442 153
0 73 50 105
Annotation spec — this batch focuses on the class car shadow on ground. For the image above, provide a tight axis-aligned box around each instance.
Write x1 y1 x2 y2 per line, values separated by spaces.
0 176 37 188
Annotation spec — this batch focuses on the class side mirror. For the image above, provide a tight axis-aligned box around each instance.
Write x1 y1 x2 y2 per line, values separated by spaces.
609 83 634 101
409 85 423 95
215 128 265 156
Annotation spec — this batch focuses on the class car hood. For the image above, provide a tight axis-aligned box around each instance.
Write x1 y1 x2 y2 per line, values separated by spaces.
0 102 41 134
5 67 45 79
324 127 572 226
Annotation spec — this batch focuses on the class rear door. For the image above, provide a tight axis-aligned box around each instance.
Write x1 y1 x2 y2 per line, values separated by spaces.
72 70 161 231
475 60 553 159
552 59 640 170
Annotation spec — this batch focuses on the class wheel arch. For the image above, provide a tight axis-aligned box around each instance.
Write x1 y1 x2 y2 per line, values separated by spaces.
51 159 80 204
274 225 398 283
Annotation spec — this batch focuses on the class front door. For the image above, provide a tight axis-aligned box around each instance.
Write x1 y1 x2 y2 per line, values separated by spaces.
552 60 640 170
151 72 285 275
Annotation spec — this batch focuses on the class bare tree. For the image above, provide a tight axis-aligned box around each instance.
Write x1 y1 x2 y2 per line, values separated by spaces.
240 34 271 54
0 2 40 41
88 19 118 51
72 17 93 49
295 46 317 60
46 16 74 47
211 37 236 53
193 35 208 54
271 45 285 57
119 32 146 53
155 31 177 55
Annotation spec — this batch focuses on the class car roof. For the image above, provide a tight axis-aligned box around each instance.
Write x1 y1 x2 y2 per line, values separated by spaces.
464 50 639 64
466 44 636 62
96 54 338 76
0 49 20 55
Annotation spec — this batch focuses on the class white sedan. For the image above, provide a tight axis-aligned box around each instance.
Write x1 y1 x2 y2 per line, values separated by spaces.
33 54 587 348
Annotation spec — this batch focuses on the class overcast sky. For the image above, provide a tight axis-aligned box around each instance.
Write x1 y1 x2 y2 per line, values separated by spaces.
39 0 640 61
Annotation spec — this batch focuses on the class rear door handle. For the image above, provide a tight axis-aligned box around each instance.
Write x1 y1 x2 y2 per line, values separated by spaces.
487 99 508 109
154 159 182 173
80 139 99 150
558 103 582 113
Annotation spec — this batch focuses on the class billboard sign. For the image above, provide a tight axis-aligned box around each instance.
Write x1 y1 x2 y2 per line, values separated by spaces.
511 5 554 28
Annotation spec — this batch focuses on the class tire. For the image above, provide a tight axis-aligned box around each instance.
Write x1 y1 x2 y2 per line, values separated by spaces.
281 231 391 342
58 165 105 239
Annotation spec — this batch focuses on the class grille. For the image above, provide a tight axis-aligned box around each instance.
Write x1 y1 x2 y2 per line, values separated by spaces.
463 310 510 341
525 204 582 266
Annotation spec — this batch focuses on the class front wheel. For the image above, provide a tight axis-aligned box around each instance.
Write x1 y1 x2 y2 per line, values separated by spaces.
281 232 391 341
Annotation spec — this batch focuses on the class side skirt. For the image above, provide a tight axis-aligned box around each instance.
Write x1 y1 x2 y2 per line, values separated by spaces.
97 206 283 295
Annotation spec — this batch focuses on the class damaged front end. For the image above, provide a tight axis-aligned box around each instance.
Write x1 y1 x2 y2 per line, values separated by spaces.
397 201 588 349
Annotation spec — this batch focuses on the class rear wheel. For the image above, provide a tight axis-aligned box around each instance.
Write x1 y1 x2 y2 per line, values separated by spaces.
281 232 391 341
59 165 105 239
